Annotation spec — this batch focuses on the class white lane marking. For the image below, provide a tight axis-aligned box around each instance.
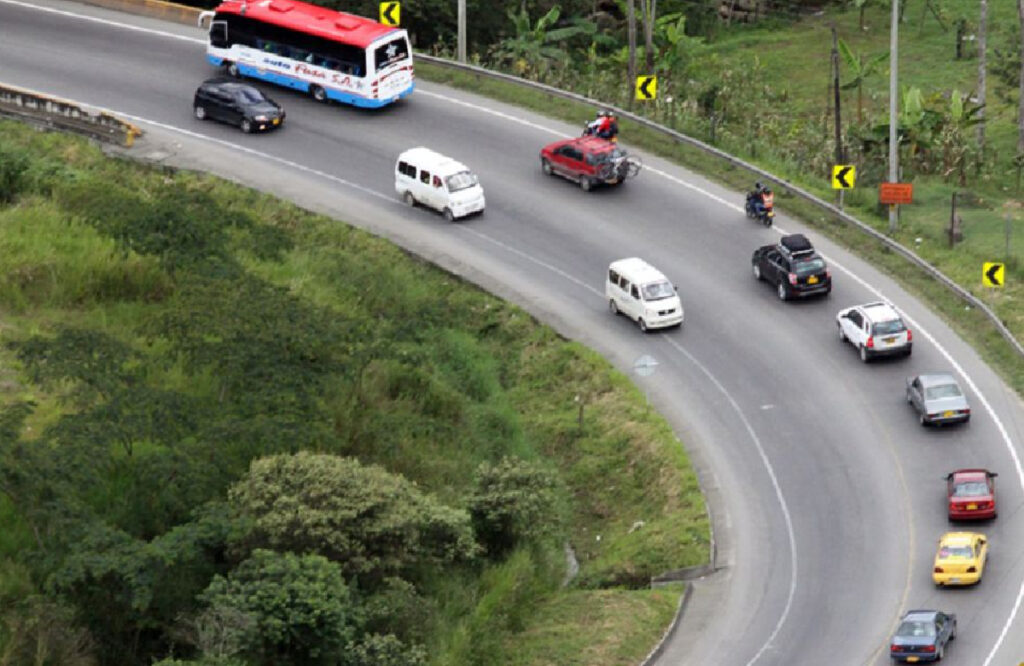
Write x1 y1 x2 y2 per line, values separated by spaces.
663 336 798 666
0 0 206 43
4 3 1020 653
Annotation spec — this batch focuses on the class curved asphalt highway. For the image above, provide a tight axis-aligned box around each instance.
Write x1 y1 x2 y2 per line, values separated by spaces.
3 2 1024 664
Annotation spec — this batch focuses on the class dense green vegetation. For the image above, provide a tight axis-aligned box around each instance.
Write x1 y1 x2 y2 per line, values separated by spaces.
0 121 706 665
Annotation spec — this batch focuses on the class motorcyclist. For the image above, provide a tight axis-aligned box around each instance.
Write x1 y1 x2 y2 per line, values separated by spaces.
746 182 773 218
585 110 618 140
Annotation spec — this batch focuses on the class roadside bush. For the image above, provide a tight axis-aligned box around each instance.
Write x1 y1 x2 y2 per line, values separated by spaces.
228 452 479 580
0 144 30 203
469 456 567 559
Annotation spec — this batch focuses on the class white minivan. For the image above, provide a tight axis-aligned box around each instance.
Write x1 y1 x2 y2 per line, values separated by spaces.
606 258 684 331
395 147 485 221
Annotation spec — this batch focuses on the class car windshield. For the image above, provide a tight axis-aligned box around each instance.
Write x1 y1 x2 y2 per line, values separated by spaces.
642 281 675 301
925 383 962 400
872 319 906 335
593 148 626 163
446 171 478 193
237 88 267 105
793 258 825 275
953 481 988 497
897 621 935 637
938 545 972 559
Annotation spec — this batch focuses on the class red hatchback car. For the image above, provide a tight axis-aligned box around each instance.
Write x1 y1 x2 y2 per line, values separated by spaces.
946 469 997 520
540 136 641 191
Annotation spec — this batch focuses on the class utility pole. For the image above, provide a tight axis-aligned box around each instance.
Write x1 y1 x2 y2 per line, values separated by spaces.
457 0 466 63
832 26 844 208
888 0 900 234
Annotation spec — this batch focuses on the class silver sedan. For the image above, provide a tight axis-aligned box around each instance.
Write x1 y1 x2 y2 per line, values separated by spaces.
906 372 971 426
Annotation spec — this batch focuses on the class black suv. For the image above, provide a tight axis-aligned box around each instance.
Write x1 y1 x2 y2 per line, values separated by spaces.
193 78 285 133
751 234 832 301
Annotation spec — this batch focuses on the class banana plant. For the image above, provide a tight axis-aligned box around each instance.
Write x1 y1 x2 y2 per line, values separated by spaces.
838 39 888 123
492 6 590 77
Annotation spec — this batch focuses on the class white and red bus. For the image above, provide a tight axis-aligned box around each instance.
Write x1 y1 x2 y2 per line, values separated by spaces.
198 0 413 108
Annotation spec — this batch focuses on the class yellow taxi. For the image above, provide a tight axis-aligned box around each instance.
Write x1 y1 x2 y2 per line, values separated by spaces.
932 532 988 586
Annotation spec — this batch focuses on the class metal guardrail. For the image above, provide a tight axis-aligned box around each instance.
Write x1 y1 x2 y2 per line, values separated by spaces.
416 54 1024 359
0 83 141 147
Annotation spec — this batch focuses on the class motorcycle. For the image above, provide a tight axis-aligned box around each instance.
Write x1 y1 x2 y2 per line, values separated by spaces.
745 191 775 226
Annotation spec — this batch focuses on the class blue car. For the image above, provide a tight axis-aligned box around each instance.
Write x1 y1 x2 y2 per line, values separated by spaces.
889 610 956 662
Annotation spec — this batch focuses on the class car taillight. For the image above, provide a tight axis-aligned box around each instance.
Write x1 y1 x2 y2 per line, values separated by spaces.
967 566 977 572
961 408 971 415
977 501 989 509
866 336 875 349
890 645 900 652
906 329 913 342
921 645 935 653
788 273 797 285
826 269 831 278
934 566 944 573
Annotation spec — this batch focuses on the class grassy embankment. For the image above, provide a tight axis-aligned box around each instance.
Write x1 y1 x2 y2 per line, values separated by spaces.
417 0 1024 394
0 120 707 665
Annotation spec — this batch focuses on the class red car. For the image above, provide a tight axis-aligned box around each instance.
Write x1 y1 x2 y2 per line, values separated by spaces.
540 136 641 191
946 469 997 520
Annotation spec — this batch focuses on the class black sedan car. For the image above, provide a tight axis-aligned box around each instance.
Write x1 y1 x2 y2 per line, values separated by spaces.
751 233 831 301
193 79 285 133
889 609 956 662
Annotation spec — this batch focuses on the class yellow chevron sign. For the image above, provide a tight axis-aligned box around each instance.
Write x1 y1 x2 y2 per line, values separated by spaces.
635 76 657 100
379 2 400 26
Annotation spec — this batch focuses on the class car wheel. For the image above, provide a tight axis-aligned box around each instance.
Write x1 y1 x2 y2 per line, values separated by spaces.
240 118 253 134
443 208 455 222
776 282 788 301
609 299 619 315
937 643 944 660
919 413 928 427
950 621 957 640
541 158 553 176
403 191 416 207
859 345 870 363
580 177 592 192
194 105 207 121
838 323 847 342
638 318 648 333
906 389 912 404
226 61 240 78
752 263 762 281
310 85 327 103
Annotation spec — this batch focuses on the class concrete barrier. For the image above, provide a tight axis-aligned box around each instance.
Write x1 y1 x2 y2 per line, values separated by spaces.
0 83 141 147
75 0 202 25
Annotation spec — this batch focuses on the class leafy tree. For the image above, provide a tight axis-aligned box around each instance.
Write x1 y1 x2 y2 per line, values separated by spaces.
0 596 96 666
198 549 358 666
228 452 478 579
468 456 566 558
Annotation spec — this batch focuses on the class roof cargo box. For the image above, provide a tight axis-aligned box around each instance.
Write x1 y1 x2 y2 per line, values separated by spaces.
779 233 813 255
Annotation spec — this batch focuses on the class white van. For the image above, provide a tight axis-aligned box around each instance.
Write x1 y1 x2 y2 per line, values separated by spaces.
395 147 485 221
606 258 684 331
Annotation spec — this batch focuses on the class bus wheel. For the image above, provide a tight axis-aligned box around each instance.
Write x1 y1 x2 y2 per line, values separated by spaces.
226 62 240 78
310 85 327 103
